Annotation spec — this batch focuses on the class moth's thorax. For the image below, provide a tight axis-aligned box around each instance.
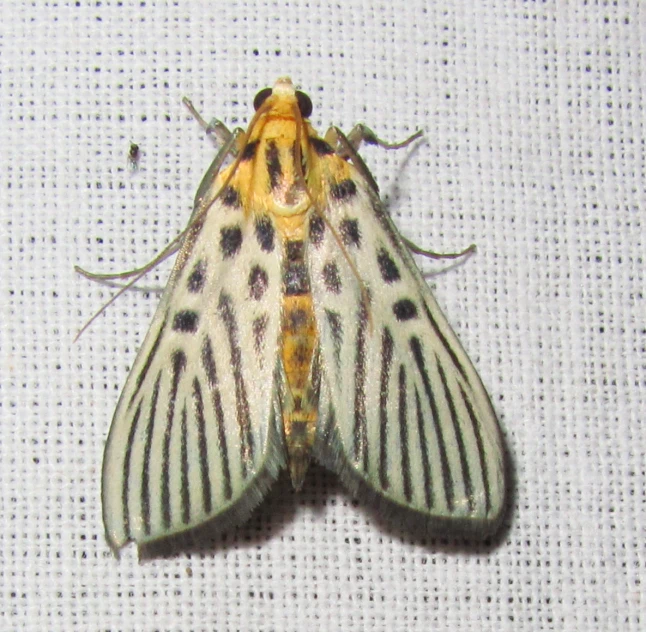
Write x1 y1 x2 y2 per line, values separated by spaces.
258 118 310 216
220 107 351 220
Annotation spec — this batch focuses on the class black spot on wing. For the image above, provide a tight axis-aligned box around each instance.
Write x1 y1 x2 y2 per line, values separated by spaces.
309 136 334 156
266 140 281 189
255 215 275 252
340 218 361 247
220 225 243 259
187 260 207 293
173 310 199 333
377 248 401 283
331 179 357 201
221 185 241 208
322 261 342 294
393 299 418 321
309 214 325 247
248 265 269 300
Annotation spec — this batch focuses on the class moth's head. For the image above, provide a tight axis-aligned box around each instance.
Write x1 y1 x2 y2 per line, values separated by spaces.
253 77 313 120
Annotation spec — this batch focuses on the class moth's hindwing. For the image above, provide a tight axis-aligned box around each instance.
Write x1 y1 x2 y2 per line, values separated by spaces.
102 199 286 550
309 178 506 537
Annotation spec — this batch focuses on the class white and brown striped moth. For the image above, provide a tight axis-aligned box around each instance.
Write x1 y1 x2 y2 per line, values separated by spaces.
90 77 506 551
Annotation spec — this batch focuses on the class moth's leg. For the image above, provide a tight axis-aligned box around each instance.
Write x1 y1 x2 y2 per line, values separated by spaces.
182 96 241 151
74 231 185 340
74 235 181 283
323 125 423 193
183 97 246 214
322 126 472 258
191 129 244 215
403 238 476 261
324 124 422 156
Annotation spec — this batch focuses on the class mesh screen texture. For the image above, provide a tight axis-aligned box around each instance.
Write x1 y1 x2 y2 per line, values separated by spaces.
1 2 643 630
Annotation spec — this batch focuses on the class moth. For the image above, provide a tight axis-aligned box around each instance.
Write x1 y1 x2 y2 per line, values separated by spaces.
90 77 506 551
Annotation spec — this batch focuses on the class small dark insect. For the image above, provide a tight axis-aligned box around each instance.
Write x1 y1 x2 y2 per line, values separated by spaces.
127 142 141 172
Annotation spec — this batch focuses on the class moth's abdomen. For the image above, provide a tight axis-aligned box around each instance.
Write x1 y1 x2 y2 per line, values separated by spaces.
280 236 318 489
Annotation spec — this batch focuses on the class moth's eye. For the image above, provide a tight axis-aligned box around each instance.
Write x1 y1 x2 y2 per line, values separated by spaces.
296 91 313 119
253 87 273 111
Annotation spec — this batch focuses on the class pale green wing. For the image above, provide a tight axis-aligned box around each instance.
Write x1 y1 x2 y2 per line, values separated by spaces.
309 176 506 537
102 198 286 550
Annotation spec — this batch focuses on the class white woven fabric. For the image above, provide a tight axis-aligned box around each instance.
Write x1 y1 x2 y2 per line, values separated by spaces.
1 1 643 630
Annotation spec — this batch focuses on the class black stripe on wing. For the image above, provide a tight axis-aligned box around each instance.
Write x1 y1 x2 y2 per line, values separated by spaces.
128 316 168 409
180 404 190 524
200 338 233 501
398 366 412 503
459 383 491 513
414 386 434 510
378 328 394 490
409 334 497 515
437 358 475 511
141 372 162 536
121 400 143 540
410 336 455 510
218 292 254 477
161 351 187 529
352 296 369 470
